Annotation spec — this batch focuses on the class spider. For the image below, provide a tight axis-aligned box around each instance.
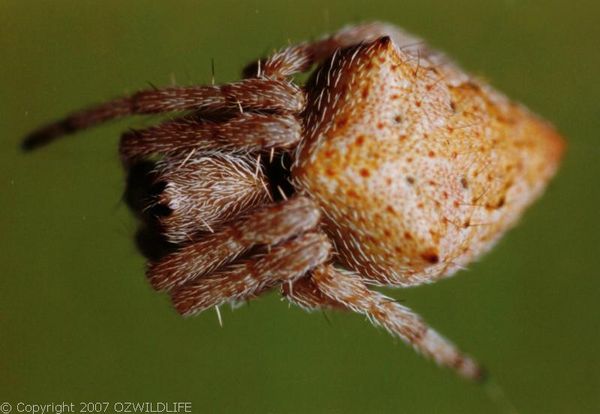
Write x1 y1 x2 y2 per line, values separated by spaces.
23 22 564 381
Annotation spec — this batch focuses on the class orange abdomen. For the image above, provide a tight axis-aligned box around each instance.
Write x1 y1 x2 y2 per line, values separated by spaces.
294 37 564 286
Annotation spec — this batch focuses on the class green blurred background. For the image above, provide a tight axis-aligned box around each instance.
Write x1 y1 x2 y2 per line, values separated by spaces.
2 1 599 413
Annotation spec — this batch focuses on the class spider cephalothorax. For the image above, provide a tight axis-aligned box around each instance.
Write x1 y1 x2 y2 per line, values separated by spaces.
24 22 564 381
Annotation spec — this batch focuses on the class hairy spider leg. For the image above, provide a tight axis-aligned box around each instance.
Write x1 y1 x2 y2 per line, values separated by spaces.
119 112 302 165
22 78 304 150
171 231 331 316
244 22 425 79
148 196 321 292
283 265 484 382
150 152 272 244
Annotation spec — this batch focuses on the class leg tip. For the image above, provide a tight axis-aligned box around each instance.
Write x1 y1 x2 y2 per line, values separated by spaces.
21 121 72 152
21 132 45 152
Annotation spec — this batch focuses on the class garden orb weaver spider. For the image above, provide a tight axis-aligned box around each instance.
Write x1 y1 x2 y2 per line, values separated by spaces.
24 22 564 381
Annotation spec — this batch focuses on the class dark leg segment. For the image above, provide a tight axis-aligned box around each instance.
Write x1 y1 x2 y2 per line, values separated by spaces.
148 196 321 292
171 232 331 316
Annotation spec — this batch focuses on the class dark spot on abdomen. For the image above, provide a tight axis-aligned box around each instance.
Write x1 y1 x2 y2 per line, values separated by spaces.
420 249 440 264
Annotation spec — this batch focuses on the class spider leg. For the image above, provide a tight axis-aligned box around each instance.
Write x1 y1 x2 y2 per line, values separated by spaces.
119 112 302 165
171 231 331 316
244 22 426 78
151 152 271 244
283 265 484 382
281 272 344 311
22 78 303 150
148 195 321 292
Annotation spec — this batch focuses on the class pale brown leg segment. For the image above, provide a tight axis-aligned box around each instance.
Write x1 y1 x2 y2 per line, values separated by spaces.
148 196 321 292
284 265 485 382
119 112 302 165
151 152 271 244
171 232 331 316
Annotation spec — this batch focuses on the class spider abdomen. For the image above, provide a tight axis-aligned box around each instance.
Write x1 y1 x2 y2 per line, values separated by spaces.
294 36 564 286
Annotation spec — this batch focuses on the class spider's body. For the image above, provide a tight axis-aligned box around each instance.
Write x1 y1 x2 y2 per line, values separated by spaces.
295 35 563 288
24 23 564 381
